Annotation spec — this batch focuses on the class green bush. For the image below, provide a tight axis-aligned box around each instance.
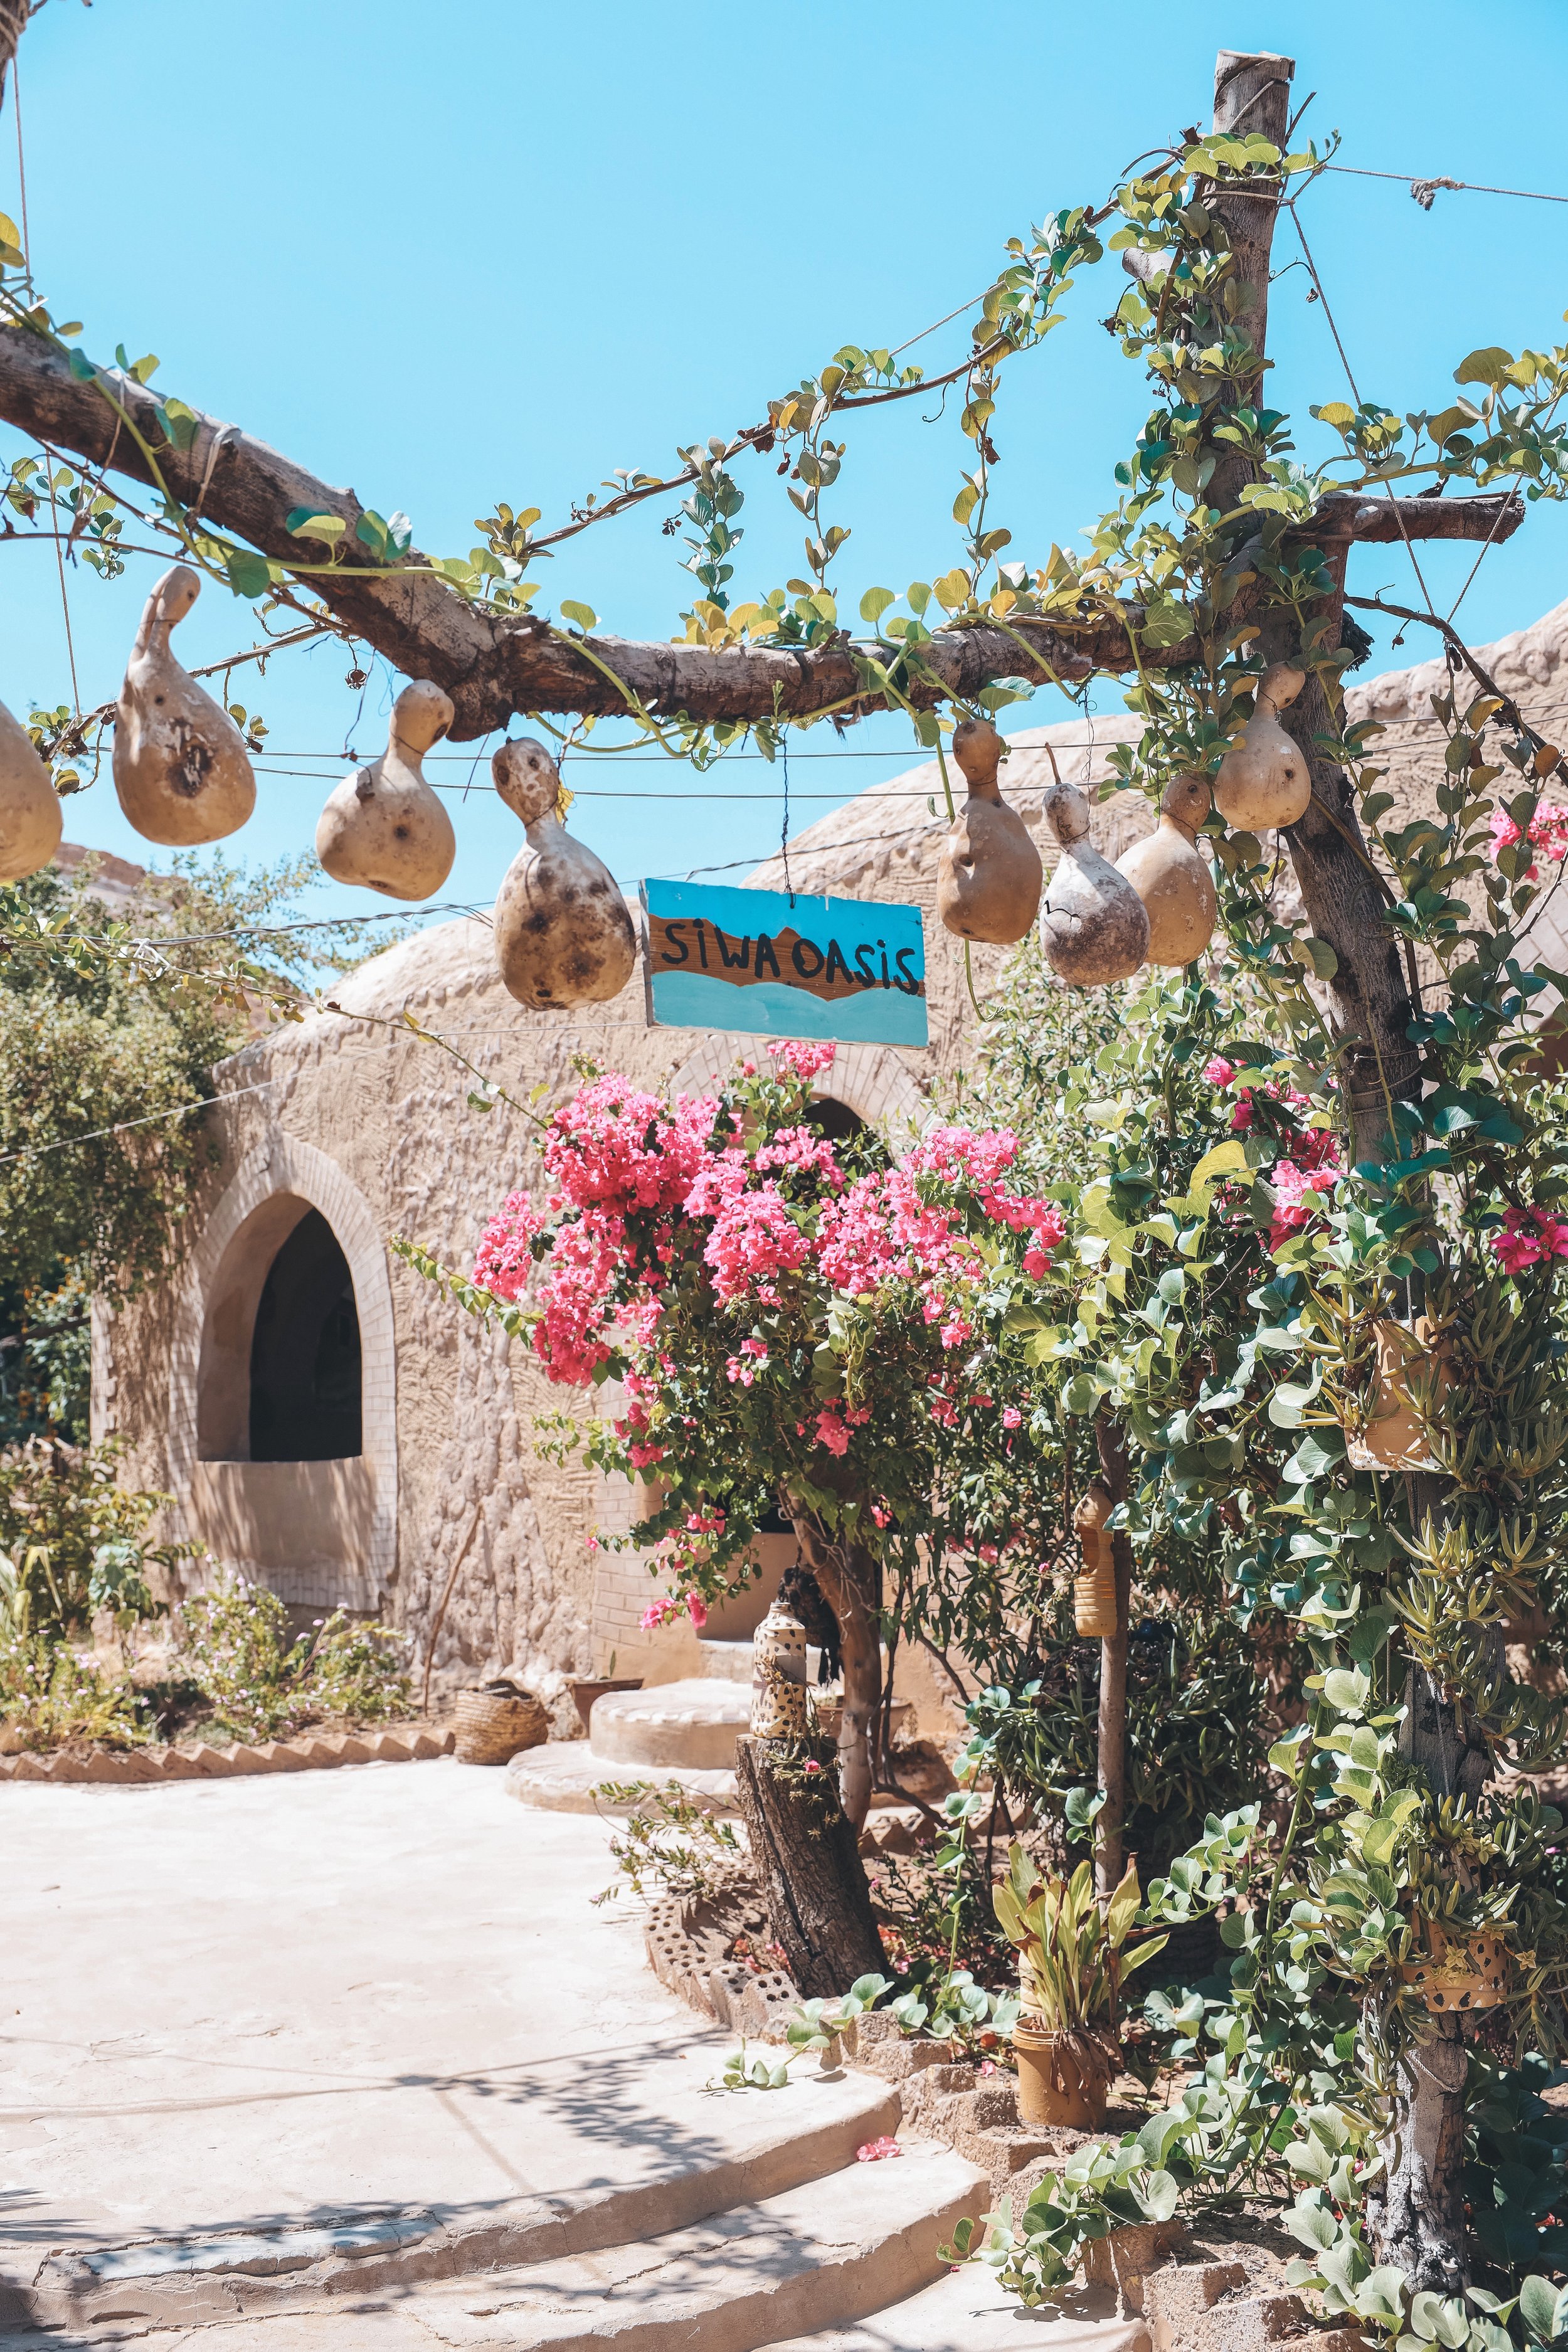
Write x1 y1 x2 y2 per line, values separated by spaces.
177 1573 411 1742
0 1436 194 1641
0 1631 149 1750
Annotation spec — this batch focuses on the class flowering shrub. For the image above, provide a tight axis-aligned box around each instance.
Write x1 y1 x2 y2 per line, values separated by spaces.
1491 798 1568 882
461 1044 1074 1630
177 1573 411 1742
0 1631 150 1751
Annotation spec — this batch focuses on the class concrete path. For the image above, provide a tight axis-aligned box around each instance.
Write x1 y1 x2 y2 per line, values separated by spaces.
0 1759 1144 2349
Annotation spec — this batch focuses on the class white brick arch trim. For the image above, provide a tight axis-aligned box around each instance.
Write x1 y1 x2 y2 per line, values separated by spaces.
167 1131 398 1594
665 1034 929 1147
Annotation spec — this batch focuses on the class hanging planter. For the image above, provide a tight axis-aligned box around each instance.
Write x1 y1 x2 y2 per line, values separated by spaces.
0 694 61 882
1039 781 1150 985
315 680 457 901
114 564 257 846
492 737 638 1009
1212 661 1310 832
1114 775 1219 968
1073 1480 1117 1638
935 718 1042 946
750 1597 810 1739
1342 1315 1451 1474
1399 1921 1508 2013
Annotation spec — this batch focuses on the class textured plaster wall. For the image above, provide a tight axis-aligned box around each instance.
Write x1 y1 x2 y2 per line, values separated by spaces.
97 604 1568 1704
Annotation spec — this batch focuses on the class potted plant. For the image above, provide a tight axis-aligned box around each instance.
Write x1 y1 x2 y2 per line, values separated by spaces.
569 1651 644 1734
993 1845 1167 2128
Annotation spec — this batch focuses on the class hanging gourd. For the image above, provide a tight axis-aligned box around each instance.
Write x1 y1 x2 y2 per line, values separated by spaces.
1073 1481 1118 1638
750 1597 810 1740
1212 661 1310 832
113 564 257 846
1115 776 1219 967
1039 781 1150 985
491 737 637 1009
315 681 457 901
935 718 1042 945
0 697 62 881
1343 1315 1452 1475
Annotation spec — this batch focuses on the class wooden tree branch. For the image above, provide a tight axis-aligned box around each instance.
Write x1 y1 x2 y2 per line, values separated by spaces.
0 320 1521 739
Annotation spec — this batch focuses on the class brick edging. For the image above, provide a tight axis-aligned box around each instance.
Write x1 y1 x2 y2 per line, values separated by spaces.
0 1725 455 1784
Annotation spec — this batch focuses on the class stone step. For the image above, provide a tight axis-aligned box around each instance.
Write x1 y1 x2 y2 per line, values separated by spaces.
15 2141 989 2349
1142 2259 1365 2351
760 2261 1152 2348
589 1679 752 1771
506 1744 742 1814
13 2068 903 2336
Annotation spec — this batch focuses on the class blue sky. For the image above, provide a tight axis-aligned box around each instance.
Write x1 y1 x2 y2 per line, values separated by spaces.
6 0 1568 935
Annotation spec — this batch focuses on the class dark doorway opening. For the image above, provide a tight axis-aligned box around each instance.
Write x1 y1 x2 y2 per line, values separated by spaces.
802 1095 867 1145
248 1209 363 1461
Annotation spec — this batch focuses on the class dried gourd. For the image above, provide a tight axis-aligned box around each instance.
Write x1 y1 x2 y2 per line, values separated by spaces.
492 737 637 1009
315 681 457 901
935 718 1042 945
1213 661 1309 832
1073 1481 1117 1638
0 696 61 881
113 564 257 845
1116 775 1219 967
1039 780 1150 985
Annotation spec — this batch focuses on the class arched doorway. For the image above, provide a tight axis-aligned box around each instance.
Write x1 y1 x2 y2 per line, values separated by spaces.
249 1209 363 1462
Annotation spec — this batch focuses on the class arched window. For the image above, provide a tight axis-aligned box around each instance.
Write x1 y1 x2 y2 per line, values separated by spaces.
248 1209 363 1462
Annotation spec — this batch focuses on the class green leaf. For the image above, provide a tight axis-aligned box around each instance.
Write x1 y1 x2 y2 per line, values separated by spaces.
1518 2275 1565 2340
0 210 24 267
560 599 599 632
1138 2169 1180 2223
1455 346 1514 388
1188 1138 1250 1197
1323 1667 1370 1716
285 507 345 542
859 586 895 627
224 550 272 600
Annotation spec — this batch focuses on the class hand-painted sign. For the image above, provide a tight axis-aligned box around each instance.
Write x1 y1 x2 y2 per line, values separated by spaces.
640 877 927 1047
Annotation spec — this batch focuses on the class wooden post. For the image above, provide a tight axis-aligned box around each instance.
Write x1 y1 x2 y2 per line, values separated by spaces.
1207 50 1470 2292
1093 1416 1133 1902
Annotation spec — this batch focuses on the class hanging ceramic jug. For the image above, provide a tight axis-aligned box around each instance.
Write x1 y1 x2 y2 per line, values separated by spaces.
1073 1481 1118 1638
1115 776 1219 967
1398 1920 1507 2013
492 737 637 1009
0 698 62 881
1213 662 1310 832
1343 1315 1451 1473
751 1597 810 1739
935 718 1042 945
113 564 257 845
1039 781 1150 985
315 681 457 901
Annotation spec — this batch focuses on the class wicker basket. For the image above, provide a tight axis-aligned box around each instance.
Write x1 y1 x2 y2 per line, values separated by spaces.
453 1682 549 1766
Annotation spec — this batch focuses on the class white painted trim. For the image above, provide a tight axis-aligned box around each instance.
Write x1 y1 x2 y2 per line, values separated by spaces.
167 1132 398 1605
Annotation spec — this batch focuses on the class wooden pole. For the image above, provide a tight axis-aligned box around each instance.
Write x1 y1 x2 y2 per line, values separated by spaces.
1207 49 1471 2295
1093 1416 1133 1902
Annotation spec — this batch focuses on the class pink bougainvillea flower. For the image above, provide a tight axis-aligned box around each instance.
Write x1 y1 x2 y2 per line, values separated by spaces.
1002 1406 1022 1429
1203 1056 1237 1087
768 1039 838 1080
803 1759 823 1775
704 1183 809 1303
1490 799 1568 882
856 2136 901 2162
1493 1204 1568 1273
686 1594 708 1631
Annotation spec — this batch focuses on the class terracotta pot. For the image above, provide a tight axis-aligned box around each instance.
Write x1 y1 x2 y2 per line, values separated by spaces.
1343 1316 1451 1474
568 1677 643 1735
1399 1927 1508 2013
1012 2020 1108 2129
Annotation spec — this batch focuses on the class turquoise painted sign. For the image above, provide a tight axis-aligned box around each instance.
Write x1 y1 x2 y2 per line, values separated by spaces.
640 877 928 1047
